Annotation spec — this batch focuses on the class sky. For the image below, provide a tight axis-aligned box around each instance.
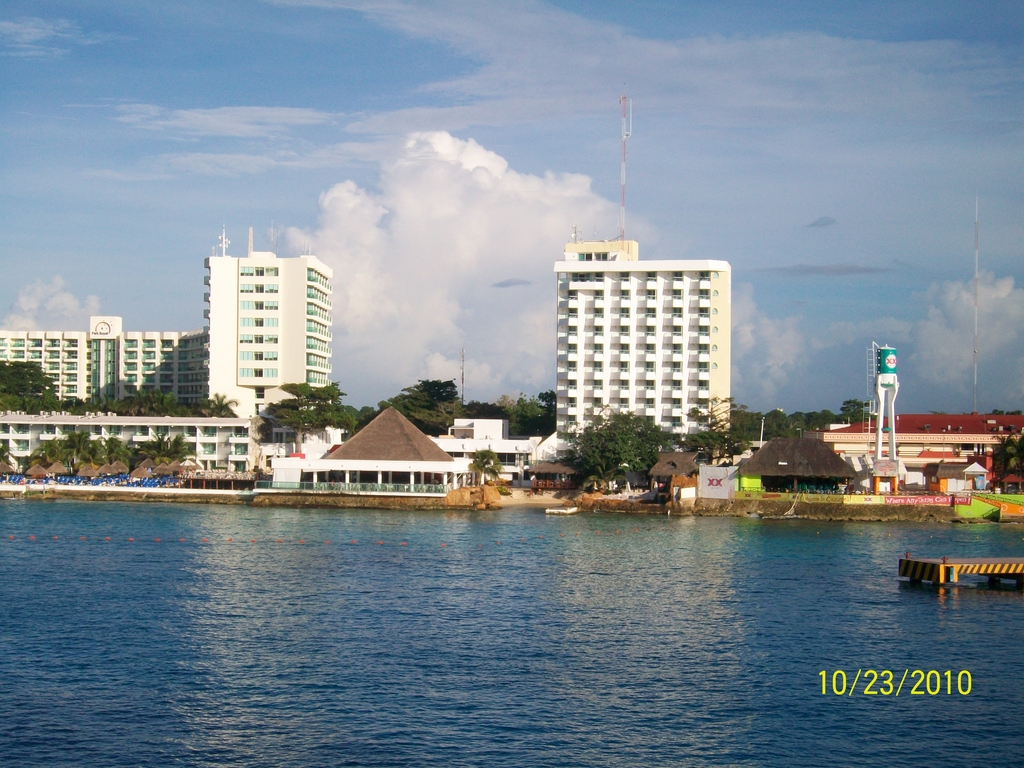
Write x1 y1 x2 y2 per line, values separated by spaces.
1 0 1022 413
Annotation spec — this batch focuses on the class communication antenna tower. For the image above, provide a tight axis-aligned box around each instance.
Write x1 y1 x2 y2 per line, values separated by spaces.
247 226 254 257
461 346 465 405
973 196 979 413
218 226 230 257
619 94 632 242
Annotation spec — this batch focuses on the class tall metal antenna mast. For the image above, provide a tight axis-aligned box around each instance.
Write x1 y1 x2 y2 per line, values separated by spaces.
619 94 631 242
219 226 230 258
973 196 979 413
461 346 465 405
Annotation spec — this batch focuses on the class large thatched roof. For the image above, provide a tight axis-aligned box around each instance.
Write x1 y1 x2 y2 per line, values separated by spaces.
924 462 967 480
325 408 454 463
740 438 854 478
649 451 698 478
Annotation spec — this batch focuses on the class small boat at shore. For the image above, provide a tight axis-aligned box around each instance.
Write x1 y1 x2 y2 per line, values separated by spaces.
545 506 579 515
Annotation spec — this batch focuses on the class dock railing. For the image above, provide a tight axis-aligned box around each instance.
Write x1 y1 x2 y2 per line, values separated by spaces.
255 480 448 496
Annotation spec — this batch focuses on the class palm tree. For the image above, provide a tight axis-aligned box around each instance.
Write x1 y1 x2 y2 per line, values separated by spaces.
61 431 102 469
27 437 66 468
993 435 1024 479
0 440 14 471
197 393 238 418
99 436 132 466
582 460 626 493
468 449 503 486
138 434 194 464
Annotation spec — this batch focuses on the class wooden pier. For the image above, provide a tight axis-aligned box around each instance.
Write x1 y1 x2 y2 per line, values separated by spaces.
899 554 1024 587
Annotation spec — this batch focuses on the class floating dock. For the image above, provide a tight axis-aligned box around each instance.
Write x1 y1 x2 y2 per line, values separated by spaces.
899 554 1024 587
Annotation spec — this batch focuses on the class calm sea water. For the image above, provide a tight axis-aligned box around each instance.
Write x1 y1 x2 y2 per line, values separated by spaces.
2 499 1023 767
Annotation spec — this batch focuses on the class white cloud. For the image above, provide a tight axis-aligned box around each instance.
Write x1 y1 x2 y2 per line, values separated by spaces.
285 131 618 404
0 17 110 57
1 276 100 331
115 104 335 138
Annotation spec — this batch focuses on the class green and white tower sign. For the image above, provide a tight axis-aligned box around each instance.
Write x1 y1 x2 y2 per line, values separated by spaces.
873 343 900 469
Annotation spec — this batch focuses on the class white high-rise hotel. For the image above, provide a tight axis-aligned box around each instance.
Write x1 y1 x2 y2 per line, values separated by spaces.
0 230 332 415
554 239 730 434
205 232 333 416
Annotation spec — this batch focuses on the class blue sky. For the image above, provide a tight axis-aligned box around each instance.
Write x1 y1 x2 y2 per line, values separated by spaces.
2 1 1023 412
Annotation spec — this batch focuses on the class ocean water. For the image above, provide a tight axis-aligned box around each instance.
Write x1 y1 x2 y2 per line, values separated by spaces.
1 499 1023 767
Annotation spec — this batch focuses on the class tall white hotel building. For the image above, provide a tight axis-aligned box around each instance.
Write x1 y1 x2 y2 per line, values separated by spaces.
205 236 333 416
554 239 731 434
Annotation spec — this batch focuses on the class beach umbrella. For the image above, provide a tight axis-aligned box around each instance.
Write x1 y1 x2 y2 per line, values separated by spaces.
77 464 100 477
180 458 200 469
25 464 49 478
109 460 130 474
167 460 183 473
47 461 68 476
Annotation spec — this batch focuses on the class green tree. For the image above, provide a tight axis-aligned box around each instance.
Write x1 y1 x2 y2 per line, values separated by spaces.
0 439 13 470
379 379 461 435
99 436 132 466
27 438 66 468
138 434 193 464
266 382 356 442
563 411 674 480
197 393 239 418
61 430 102 469
684 397 751 463
993 435 1024 479
581 458 627 492
840 399 871 425
468 449 503 485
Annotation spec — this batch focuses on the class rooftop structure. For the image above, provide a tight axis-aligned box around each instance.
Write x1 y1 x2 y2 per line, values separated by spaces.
432 418 545 484
554 240 730 435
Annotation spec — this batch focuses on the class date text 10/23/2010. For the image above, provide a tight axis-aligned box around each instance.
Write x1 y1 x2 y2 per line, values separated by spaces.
819 670 971 696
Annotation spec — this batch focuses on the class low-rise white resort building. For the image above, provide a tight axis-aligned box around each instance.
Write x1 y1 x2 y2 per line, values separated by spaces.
554 239 731 436
431 419 543 484
0 412 254 471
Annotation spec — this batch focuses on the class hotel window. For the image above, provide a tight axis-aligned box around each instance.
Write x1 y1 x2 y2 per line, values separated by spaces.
65 386 77 394
30 339 42 348
12 351 24 359
239 335 254 343
254 352 264 361
254 387 265 400
124 339 137 349
254 369 263 378
240 318 254 327
255 284 264 293
254 318 264 327
265 318 278 327
264 368 278 377
240 301 254 310
240 351 253 361
125 374 137 383
240 284 255 293
12 339 24 347
265 335 278 344
619 308 630 317
143 340 155 348
239 368 253 378
254 302 264 310
143 351 155 360
265 267 279 276
264 284 278 293
241 267 255 276
264 301 279 310
30 351 42 360
255 267 265 277
567 344 577 353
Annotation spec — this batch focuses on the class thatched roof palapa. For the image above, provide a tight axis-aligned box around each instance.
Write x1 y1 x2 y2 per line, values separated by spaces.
180 458 201 469
130 466 152 479
136 458 156 470
528 462 579 475
47 461 69 475
0 461 14 474
649 452 699 478
109 460 130 474
740 438 855 479
153 463 173 476
77 465 99 477
96 463 113 476
25 464 49 478
325 408 454 463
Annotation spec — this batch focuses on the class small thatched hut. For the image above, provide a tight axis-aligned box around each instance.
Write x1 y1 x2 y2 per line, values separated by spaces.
130 466 152 480
738 438 854 493
109 460 130 475
135 458 156 470
153 463 173 476
0 460 15 475
77 465 99 478
47 461 69 476
25 464 49 478
96 463 113 476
